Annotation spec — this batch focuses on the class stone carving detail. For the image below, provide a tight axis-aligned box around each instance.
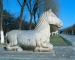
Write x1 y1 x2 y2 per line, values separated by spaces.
5 9 63 52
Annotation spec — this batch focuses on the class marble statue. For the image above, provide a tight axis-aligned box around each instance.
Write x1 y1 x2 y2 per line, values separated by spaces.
5 9 63 52
51 30 59 36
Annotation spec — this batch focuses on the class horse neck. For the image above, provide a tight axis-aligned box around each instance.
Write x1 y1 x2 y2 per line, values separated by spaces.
34 19 50 34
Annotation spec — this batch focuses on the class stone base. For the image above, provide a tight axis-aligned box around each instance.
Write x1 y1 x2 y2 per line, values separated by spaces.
0 46 75 60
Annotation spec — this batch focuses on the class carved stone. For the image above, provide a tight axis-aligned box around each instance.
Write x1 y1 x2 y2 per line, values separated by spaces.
5 9 63 52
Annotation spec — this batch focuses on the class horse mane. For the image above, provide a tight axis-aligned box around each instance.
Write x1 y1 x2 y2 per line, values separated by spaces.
34 11 48 30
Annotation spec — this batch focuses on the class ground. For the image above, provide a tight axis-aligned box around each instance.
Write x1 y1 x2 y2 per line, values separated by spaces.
50 35 71 46
0 34 75 60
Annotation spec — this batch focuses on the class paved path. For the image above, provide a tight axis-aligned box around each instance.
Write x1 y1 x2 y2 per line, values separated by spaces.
0 45 75 60
0 34 75 60
59 34 75 46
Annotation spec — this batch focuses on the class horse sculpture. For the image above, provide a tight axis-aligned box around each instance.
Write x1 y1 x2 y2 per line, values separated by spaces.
5 9 63 52
51 30 59 36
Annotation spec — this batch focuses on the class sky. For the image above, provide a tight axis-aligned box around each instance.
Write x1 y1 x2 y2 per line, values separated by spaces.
59 0 75 29
3 0 75 29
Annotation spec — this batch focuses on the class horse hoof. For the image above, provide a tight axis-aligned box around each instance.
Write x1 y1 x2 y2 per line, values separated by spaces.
16 47 23 51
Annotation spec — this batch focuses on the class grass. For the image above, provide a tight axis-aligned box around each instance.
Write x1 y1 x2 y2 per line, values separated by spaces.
50 35 71 46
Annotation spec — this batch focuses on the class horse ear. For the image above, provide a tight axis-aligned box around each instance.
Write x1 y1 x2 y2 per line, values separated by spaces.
49 9 52 12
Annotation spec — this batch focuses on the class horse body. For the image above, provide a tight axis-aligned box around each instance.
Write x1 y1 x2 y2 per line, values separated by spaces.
6 22 50 51
5 9 63 52
7 30 36 46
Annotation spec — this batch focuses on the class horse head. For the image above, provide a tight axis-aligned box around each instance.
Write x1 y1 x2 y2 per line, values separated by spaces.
47 9 63 27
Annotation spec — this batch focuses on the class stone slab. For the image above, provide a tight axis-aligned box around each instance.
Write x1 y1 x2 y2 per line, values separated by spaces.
0 46 75 60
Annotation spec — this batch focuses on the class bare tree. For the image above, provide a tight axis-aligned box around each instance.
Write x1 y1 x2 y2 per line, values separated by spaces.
43 0 59 16
17 0 27 30
0 0 4 43
26 0 59 30
26 0 34 29
27 0 43 29
33 0 38 26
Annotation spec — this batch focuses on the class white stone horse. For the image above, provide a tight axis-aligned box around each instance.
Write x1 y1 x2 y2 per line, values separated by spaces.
51 30 59 36
5 9 63 52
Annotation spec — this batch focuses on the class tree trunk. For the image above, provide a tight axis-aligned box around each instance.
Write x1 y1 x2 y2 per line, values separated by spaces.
29 14 33 30
0 0 4 43
34 12 36 26
19 6 24 30
18 0 26 30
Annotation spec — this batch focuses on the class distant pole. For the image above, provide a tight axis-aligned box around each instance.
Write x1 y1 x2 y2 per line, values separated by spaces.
0 0 4 44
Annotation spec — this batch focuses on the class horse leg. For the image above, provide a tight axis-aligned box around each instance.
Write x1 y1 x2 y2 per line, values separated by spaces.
41 42 53 50
5 37 23 51
34 43 53 52
34 39 53 52
52 33 53 36
40 38 53 51
10 46 23 51
5 41 14 51
5 44 23 51
55 33 56 36
34 46 50 52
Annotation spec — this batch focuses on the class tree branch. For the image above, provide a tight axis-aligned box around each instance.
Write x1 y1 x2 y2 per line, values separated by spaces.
17 0 22 7
26 3 30 12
